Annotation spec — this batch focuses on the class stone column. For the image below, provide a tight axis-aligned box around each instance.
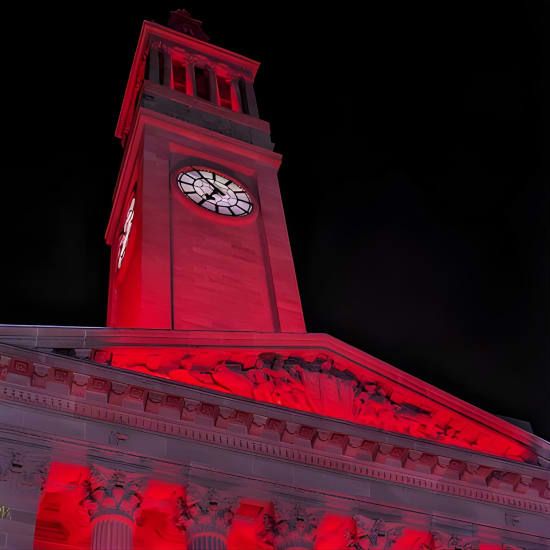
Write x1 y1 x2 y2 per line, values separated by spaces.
82 465 146 550
267 502 320 550
148 42 161 84
186 56 198 97
230 78 242 113
242 79 259 117
177 484 236 550
162 47 172 88
208 66 220 105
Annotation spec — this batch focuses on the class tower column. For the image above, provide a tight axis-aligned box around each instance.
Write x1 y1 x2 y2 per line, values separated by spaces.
242 79 259 116
186 56 198 96
208 66 220 105
178 484 236 550
83 465 146 550
148 42 162 84
162 47 172 87
230 77 242 112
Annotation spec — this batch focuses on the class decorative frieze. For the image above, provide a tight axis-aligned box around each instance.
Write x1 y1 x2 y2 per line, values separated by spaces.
96 349 535 464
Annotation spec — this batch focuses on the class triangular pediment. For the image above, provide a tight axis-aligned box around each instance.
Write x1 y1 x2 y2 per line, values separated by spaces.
1 326 548 468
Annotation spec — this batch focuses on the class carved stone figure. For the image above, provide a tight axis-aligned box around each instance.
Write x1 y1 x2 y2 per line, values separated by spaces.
106 348 538 457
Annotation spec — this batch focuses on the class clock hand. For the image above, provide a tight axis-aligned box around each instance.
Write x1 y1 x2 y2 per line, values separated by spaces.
202 187 225 202
210 180 230 194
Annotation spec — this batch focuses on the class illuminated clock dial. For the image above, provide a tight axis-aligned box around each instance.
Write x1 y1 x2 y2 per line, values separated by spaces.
117 196 135 269
177 168 253 216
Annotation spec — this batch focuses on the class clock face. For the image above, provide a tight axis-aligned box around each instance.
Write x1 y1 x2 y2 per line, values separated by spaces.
177 168 253 217
117 196 135 270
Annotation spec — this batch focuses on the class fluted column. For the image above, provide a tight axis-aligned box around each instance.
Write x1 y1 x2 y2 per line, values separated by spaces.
177 484 236 550
91 517 133 550
82 465 146 550
267 502 320 550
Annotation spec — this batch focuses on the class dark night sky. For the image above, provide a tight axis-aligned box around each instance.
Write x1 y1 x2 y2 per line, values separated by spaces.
0 4 548 439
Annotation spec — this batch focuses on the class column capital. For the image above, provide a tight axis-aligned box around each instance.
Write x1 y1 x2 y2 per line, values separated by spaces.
432 531 480 550
0 447 50 491
268 501 321 550
353 515 405 549
177 483 237 539
82 465 147 522
149 39 163 50
183 54 199 65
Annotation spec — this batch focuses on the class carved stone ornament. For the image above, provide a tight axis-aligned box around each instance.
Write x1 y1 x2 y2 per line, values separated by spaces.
0 448 49 490
353 515 404 550
1 349 549 515
268 502 321 550
432 531 480 550
104 349 534 463
176 484 237 539
82 465 146 521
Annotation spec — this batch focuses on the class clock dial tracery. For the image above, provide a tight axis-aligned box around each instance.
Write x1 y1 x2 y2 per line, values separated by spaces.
117 195 136 270
177 168 253 216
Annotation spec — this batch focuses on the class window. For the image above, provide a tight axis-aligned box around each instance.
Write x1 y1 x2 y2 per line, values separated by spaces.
144 51 150 80
194 66 210 100
158 50 165 85
216 76 233 110
172 60 187 93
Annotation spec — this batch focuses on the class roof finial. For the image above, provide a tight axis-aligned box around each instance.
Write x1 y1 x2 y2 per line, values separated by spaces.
167 9 210 42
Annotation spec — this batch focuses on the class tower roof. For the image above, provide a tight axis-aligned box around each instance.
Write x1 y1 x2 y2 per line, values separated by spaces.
167 8 209 42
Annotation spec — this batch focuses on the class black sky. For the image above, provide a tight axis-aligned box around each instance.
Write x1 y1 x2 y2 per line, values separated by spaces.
0 3 548 439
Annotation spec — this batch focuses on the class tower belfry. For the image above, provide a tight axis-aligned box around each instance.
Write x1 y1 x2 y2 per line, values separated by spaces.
106 11 305 332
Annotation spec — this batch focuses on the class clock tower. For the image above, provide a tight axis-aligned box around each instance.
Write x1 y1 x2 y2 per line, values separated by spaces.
105 10 305 333
1 11 548 550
